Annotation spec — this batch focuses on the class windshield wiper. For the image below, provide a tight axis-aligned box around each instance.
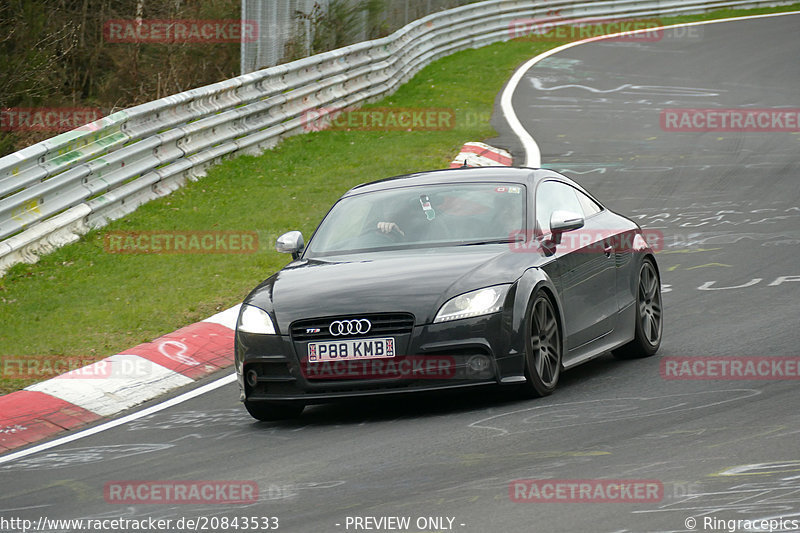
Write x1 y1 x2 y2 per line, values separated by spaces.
457 238 517 246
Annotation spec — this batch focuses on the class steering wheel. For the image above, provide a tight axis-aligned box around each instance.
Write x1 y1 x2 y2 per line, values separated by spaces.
373 225 405 243
351 225 404 246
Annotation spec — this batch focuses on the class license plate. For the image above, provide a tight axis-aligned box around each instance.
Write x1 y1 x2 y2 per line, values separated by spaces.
307 338 396 362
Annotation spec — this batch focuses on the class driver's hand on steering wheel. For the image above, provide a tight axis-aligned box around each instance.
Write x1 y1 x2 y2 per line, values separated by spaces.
377 222 405 236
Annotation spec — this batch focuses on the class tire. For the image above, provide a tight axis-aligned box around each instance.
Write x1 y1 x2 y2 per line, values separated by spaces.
522 292 562 397
244 400 305 421
613 258 662 359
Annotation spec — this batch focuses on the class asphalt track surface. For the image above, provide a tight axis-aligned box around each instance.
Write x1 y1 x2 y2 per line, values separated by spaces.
2 13 800 533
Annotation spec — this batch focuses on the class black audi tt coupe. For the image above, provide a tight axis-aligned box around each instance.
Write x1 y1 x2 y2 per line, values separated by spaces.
235 167 662 420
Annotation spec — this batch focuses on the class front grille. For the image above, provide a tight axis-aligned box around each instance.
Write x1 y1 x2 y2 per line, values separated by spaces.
290 313 415 342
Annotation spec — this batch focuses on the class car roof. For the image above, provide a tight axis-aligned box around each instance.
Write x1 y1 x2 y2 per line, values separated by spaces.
344 166 587 197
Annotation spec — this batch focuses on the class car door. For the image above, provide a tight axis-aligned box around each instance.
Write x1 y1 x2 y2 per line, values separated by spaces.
534 180 617 353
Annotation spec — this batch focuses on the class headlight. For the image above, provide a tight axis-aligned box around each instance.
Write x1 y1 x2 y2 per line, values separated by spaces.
434 285 510 323
237 304 277 334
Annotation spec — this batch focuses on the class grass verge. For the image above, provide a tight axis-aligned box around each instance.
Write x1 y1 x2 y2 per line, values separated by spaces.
1 4 798 394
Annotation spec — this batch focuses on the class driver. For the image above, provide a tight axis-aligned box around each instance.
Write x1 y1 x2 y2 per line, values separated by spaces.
377 193 439 239
377 221 405 236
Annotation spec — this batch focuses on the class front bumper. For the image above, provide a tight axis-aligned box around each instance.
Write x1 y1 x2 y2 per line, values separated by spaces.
235 313 514 404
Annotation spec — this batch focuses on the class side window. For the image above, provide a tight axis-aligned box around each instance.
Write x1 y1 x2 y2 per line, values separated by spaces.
535 181 583 234
576 190 603 217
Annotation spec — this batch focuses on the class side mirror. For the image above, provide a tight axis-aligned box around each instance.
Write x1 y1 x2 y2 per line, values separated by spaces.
276 231 304 259
549 210 584 245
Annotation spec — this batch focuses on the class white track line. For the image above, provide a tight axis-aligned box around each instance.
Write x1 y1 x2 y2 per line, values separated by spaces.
500 11 800 168
0 373 236 465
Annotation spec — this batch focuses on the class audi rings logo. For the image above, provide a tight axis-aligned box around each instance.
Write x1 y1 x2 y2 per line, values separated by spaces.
329 319 372 336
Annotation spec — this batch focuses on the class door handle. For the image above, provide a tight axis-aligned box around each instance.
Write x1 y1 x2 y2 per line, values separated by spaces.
603 244 614 257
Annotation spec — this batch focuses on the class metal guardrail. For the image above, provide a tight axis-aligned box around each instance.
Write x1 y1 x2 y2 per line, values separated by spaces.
0 0 789 273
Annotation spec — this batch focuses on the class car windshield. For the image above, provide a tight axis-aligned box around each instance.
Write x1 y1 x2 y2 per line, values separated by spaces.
305 182 526 256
